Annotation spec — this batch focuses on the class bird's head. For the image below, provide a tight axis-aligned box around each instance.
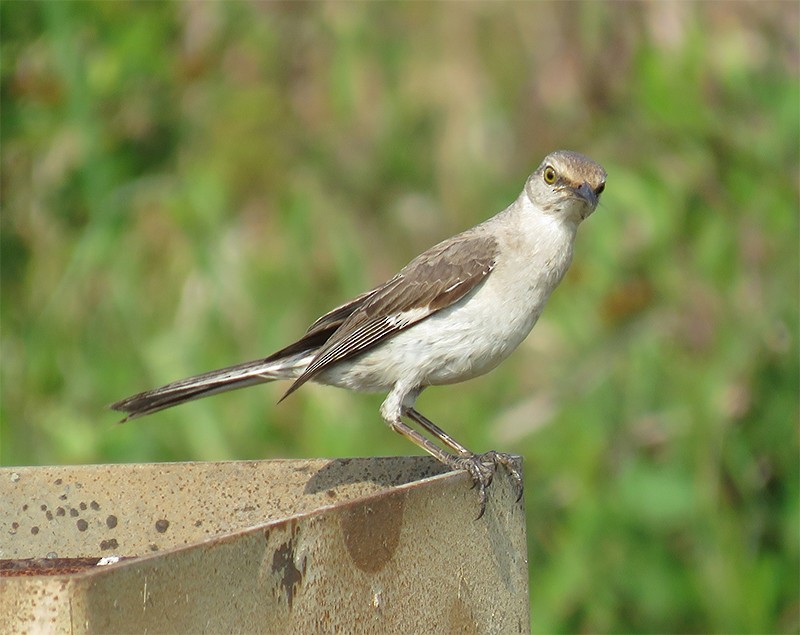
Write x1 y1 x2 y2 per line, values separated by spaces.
525 150 607 224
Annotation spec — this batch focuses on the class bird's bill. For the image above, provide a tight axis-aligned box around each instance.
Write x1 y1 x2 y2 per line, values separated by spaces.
574 181 599 208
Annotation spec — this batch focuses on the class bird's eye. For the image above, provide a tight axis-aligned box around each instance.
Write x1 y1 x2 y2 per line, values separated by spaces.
543 166 557 184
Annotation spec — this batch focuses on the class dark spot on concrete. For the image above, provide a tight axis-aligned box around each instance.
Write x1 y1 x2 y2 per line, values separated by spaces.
55 479 62 485
100 539 119 551
149 544 159 551
12 522 19 530
79 503 87 511
271 538 305 609
56 507 65 517
340 492 405 573
326 489 337 498
76 519 88 532
106 515 117 529
59 494 67 501
70 508 79 517
90 501 100 510
155 519 169 533
194 520 202 527
46 511 53 521
22 504 28 511
40 504 47 511
31 526 39 535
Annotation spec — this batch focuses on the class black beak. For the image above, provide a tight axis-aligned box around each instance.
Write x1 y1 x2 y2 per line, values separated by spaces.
575 181 599 207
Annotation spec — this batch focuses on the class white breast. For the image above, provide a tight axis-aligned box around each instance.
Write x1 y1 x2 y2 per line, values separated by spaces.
318 198 578 393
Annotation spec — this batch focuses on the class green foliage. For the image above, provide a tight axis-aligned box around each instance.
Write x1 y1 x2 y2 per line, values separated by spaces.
2 2 797 632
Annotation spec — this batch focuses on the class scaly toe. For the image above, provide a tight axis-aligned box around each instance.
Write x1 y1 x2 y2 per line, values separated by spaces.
478 451 524 503
449 454 495 519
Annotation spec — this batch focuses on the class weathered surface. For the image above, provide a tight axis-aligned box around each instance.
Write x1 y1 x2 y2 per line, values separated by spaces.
1 457 529 634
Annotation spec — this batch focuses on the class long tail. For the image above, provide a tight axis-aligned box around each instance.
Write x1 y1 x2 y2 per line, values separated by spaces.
110 354 309 422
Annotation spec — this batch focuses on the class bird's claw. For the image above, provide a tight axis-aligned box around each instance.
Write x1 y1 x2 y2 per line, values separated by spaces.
449 454 494 518
450 451 524 519
478 450 524 503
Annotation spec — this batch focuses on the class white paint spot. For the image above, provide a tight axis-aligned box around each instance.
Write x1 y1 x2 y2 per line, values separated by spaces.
97 556 120 566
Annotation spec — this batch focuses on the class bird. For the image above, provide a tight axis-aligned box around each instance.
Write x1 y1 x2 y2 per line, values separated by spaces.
111 150 607 517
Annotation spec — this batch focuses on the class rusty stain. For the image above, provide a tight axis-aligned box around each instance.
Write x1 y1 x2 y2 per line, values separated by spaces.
1 557 105 576
271 536 305 610
340 492 405 573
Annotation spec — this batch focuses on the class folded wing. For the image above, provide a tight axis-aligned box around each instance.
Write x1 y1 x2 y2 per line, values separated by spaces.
282 232 498 398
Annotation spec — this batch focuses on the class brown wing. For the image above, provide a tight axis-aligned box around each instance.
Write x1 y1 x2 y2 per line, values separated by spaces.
281 232 498 398
260 288 382 363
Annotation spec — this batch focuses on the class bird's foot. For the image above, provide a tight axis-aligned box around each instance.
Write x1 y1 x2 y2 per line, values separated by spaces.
447 454 495 519
477 450 524 503
446 451 523 519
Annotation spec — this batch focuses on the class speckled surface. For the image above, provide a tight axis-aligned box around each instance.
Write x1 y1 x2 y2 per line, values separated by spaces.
1 457 529 634
2 457 448 560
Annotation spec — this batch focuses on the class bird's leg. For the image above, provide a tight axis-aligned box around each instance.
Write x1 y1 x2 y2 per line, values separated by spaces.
386 415 494 518
406 407 525 505
404 407 472 456
381 388 513 518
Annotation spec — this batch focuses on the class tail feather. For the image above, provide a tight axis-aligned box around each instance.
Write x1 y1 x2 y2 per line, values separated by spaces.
110 355 308 421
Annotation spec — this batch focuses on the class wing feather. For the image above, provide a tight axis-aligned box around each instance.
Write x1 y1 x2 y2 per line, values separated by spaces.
281 232 498 398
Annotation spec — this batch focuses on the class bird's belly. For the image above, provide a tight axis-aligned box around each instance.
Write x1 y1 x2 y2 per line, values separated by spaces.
318 281 544 392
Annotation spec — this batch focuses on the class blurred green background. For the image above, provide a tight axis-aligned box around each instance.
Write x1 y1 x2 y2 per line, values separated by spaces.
2 2 798 632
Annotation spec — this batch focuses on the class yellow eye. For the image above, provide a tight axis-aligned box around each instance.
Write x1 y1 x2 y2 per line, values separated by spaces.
543 166 557 184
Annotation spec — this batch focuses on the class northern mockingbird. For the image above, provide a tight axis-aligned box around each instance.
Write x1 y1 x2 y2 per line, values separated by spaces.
112 150 606 516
